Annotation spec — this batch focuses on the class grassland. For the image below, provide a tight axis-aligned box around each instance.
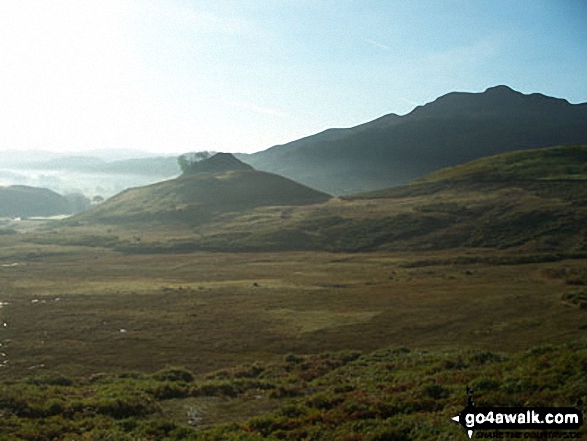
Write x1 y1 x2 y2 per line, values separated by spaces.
1 243 586 380
54 146 587 255
1 340 586 440
73 166 330 225
413 144 587 183
0 233 586 439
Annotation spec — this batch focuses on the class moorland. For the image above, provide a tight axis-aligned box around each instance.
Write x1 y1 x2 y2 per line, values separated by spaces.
0 143 586 439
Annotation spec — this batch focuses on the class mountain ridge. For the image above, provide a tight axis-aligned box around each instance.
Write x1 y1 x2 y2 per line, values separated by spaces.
70 145 587 256
240 85 587 195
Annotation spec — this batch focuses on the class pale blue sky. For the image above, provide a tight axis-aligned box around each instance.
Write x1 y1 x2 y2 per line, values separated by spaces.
0 0 585 154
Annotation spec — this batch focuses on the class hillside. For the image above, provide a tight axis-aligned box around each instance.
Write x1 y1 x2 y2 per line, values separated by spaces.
0 185 84 217
415 143 587 183
94 145 587 255
75 153 330 225
360 144 587 198
240 86 587 195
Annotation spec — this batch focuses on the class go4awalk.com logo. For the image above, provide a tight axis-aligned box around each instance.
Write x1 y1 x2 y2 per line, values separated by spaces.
451 388 584 439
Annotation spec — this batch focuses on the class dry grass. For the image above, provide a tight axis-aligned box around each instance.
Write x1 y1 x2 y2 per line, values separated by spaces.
1 235 585 381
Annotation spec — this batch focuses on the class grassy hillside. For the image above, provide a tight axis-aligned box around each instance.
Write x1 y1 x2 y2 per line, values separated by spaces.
414 144 587 183
71 145 587 255
73 159 330 225
0 185 81 217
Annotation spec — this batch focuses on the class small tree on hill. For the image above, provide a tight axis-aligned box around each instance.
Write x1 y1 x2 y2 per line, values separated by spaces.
178 155 190 174
177 151 213 174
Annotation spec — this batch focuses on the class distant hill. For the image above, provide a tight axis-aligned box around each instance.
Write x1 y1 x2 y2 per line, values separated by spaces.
0 185 85 217
0 149 166 168
113 145 586 254
0 152 182 201
240 86 587 195
75 153 331 224
24 155 180 177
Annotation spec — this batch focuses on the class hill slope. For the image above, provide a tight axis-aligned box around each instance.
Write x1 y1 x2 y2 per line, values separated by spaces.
361 144 587 198
240 86 587 195
76 153 330 224
104 145 587 254
0 185 79 217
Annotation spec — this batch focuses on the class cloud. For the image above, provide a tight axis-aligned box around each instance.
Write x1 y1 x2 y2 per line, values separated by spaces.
364 38 390 51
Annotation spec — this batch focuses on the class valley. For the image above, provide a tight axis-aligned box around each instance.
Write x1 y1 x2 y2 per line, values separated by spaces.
1 247 584 379
0 236 586 439
0 128 585 440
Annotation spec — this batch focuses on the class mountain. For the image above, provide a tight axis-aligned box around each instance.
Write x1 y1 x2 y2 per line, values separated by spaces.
75 153 331 224
0 185 83 217
120 145 585 254
240 86 587 195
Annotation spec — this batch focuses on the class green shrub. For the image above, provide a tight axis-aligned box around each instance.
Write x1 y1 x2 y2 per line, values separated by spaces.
233 363 265 379
195 381 240 398
94 396 159 419
284 353 304 364
421 382 449 400
471 376 501 391
305 393 344 410
27 375 73 387
269 385 305 398
468 351 505 365
152 367 194 383
148 383 190 400
118 371 145 379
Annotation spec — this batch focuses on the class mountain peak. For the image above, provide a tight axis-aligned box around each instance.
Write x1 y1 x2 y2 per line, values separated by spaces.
408 84 573 119
484 85 516 94
185 153 254 174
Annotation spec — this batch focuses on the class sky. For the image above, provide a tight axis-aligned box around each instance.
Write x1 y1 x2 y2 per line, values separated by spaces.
0 0 586 155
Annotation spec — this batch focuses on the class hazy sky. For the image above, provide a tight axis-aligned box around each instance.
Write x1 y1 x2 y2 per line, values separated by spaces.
0 0 586 155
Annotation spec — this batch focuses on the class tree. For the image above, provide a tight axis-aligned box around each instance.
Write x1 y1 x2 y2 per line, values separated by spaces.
92 195 104 205
177 155 190 174
177 151 213 174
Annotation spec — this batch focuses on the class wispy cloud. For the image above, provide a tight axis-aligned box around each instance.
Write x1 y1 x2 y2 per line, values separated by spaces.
364 38 390 51
218 99 288 117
